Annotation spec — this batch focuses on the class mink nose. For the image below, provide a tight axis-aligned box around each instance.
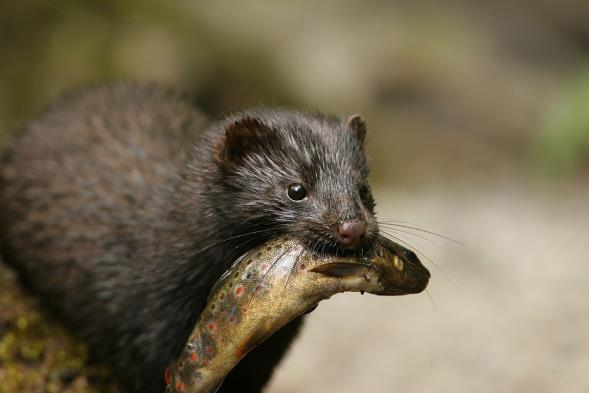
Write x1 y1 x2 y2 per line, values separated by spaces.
338 221 366 248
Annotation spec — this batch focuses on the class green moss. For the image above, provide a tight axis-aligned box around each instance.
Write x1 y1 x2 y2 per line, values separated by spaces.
0 263 121 393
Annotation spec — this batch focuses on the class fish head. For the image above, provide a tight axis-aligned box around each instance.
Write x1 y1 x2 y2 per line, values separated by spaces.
367 237 430 295
309 236 430 296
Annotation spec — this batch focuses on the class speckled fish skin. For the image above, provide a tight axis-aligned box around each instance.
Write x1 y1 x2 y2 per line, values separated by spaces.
165 236 430 393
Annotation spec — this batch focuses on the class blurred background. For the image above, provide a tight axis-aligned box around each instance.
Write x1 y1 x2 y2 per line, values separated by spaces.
0 1 588 392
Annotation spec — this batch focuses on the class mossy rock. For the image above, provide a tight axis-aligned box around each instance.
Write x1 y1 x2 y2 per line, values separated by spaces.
0 262 121 393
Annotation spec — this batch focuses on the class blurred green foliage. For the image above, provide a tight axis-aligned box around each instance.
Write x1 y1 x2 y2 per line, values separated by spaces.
532 69 589 177
1 1 589 183
0 0 299 145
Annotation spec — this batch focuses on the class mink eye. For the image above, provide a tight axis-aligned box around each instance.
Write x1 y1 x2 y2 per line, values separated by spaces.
287 183 307 201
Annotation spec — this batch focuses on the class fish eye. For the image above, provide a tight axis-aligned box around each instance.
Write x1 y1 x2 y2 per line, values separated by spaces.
287 183 307 201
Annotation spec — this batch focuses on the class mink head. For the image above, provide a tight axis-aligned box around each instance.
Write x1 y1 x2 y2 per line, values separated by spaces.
207 108 379 255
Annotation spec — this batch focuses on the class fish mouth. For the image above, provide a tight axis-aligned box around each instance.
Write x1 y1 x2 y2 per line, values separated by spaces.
410 269 431 293
377 254 431 295
309 259 430 296
377 268 430 296
372 236 431 295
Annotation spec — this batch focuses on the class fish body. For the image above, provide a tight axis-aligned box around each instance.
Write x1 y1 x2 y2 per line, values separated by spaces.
165 237 429 393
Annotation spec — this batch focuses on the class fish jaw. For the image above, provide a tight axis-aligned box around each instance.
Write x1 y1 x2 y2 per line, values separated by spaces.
309 262 384 293
369 237 431 295
307 238 431 296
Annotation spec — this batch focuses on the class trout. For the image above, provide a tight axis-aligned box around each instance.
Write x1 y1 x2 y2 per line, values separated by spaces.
165 236 430 393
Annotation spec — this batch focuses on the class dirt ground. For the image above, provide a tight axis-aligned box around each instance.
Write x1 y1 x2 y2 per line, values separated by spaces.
267 182 589 393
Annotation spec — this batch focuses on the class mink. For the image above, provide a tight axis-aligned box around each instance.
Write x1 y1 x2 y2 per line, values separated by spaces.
0 83 379 393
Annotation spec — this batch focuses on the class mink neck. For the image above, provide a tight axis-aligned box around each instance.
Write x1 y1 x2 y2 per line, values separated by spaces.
138 156 270 317
117 159 268 367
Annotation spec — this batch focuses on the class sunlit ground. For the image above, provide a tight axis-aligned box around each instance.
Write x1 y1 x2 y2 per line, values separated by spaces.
269 183 589 393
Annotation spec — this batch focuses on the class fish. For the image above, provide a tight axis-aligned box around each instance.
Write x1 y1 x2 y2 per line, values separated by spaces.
164 236 430 393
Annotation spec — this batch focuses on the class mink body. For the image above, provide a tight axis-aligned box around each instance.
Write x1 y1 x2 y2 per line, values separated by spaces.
0 84 378 393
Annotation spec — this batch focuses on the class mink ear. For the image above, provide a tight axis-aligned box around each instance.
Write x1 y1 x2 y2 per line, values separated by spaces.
345 114 367 145
216 116 271 165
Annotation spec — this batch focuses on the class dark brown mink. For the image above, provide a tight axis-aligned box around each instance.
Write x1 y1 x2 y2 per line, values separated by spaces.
0 83 380 393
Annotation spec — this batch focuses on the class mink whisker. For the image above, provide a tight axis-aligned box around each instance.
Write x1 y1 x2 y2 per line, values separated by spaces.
378 221 462 245
245 244 295 312
425 289 437 310
189 226 283 257
380 227 445 249
278 251 302 313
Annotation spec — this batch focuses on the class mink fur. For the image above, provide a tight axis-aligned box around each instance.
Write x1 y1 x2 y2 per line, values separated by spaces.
0 83 378 393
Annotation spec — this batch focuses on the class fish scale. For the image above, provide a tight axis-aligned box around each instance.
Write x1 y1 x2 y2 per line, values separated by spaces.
165 236 430 393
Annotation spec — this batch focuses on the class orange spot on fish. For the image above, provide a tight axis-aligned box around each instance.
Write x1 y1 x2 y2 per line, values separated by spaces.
235 344 247 359
260 263 268 272
229 315 237 323
164 367 171 385
176 382 185 392
235 285 244 296
207 322 217 331
190 352 198 362
206 346 214 354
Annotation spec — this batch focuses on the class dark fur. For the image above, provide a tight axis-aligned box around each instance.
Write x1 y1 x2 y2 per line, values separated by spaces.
0 84 377 393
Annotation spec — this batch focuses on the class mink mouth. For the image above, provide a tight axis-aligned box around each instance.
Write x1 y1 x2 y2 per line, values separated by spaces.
294 235 376 259
257 225 377 258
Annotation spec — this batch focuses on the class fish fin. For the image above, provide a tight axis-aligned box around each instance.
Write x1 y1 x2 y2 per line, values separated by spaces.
309 262 370 278
208 254 248 303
